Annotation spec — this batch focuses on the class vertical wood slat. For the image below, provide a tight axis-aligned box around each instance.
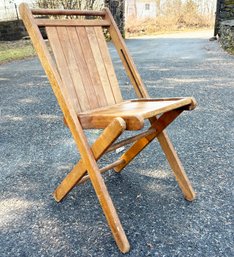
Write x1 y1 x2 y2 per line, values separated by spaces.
94 27 122 103
57 27 91 111
85 26 116 106
46 26 81 113
65 27 97 111
76 27 108 108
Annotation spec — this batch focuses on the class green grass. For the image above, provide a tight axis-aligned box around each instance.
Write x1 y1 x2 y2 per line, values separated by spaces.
0 40 35 64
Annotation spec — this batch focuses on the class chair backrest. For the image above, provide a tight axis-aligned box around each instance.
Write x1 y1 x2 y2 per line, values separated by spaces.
46 24 123 113
36 13 124 114
19 4 149 117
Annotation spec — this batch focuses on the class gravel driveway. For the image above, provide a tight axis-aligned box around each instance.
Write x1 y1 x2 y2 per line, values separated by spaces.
0 30 233 257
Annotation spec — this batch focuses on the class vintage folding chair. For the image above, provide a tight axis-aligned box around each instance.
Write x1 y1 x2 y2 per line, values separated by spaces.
19 3 197 253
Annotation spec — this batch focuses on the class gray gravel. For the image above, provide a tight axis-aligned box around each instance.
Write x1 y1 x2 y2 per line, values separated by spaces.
0 30 233 257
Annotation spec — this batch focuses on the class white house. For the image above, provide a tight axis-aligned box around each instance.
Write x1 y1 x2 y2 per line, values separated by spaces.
125 0 158 21
125 0 216 21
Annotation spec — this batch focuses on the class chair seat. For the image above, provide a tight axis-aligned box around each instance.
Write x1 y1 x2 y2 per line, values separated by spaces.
79 97 197 130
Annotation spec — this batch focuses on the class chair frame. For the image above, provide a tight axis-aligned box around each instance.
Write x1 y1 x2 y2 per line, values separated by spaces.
19 3 196 253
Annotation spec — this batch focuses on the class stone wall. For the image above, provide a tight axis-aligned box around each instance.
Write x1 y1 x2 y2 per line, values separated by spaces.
219 0 234 21
220 20 234 53
0 20 27 41
216 0 234 35
215 0 234 53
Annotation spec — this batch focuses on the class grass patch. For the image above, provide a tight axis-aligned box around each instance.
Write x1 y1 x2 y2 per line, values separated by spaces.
0 40 35 64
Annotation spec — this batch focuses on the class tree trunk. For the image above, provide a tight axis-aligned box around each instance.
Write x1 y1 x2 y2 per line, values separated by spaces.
105 0 125 37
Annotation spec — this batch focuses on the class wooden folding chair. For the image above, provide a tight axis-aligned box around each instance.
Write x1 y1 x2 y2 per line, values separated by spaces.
19 3 197 253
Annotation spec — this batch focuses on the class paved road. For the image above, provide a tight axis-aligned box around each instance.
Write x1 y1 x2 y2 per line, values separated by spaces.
0 30 233 257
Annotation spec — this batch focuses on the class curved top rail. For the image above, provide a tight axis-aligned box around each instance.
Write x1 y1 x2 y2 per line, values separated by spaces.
31 8 106 17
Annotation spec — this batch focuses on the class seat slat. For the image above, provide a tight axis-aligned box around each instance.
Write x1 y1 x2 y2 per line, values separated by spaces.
46 26 81 112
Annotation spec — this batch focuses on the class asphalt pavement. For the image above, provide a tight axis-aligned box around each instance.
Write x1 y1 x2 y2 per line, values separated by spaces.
0 30 233 257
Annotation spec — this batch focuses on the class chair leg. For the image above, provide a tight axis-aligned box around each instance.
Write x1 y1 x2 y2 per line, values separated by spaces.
87 162 130 253
157 131 195 201
54 117 126 202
